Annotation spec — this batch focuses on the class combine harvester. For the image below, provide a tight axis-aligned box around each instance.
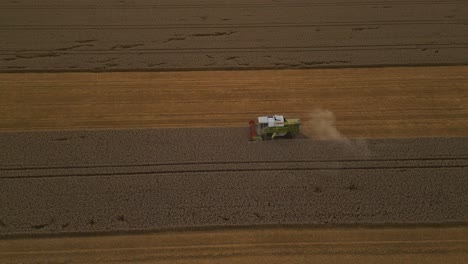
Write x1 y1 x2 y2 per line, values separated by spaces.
249 115 301 141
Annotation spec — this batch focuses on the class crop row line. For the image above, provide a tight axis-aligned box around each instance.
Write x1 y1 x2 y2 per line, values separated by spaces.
2 164 468 179
2 157 467 171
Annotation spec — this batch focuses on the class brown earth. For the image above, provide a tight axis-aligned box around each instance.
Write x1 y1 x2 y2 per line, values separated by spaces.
2 1 468 260
1 227 467 264
1 65 467 262
1 0 467 72
1 128 467 237
1 66 468 138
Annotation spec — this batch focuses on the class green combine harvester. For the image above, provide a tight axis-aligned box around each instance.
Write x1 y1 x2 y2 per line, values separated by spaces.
249 115 301 141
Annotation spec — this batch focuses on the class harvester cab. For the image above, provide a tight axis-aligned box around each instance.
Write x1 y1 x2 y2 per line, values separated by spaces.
249 115 301 141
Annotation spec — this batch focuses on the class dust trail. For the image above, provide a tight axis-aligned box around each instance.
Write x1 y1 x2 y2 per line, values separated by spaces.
302 109 349 142
302 109 371 156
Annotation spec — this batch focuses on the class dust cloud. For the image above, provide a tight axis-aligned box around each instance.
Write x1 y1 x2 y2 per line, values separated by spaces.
302 109 349 142
302 109 371 156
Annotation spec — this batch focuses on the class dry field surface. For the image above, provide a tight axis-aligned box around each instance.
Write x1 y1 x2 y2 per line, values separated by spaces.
1 66 468 137
1 1 468 262
1 66 468 262
1 128 467 237
1 0 468 71
1 227 467 263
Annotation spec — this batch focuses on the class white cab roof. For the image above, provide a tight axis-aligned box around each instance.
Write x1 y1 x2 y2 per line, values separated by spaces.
258 116 268 123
